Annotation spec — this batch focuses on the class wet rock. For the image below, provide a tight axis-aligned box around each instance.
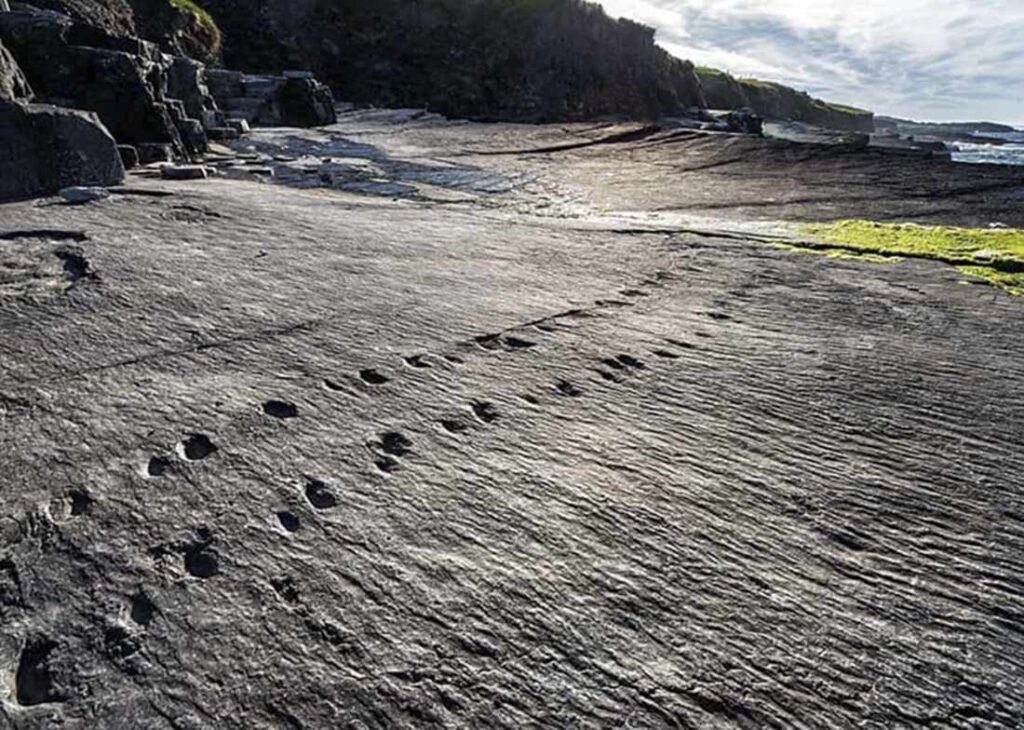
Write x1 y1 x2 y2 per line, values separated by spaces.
59 185 111 204
0 99 124 202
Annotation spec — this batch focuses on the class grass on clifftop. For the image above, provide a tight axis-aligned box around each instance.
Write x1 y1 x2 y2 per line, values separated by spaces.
170 0 222 54
801 220 1024 295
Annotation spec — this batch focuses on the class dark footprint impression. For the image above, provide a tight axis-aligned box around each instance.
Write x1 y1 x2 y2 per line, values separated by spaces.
184 548 219 579
304 477 338 510
472 401 500 423
178 434 217 461
359 369 390 386
378 431 413 457
263 399 299 419
15 637 68 706
616 354 646 370
147 455 172 477
556 380 584 397
440 417 470 434
54 249 92 282
277 510 302 533
405 354 432 369
474 334 537 352
375 456 400 474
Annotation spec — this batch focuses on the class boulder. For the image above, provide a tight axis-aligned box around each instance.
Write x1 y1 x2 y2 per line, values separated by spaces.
206 69 336 128
0 99 125 202
727 108 763 135
0 38 33 100
273 76 335 127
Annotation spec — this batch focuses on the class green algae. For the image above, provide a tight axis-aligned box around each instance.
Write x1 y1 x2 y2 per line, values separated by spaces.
800 220 1024 295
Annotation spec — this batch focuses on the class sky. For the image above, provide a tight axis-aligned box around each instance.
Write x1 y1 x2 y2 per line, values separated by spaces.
594 0 1024 124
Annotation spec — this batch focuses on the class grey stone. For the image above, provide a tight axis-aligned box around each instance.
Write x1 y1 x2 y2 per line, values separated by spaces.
58 185 111 204
226 117 250 134
160 164 209 180
0 99 124 202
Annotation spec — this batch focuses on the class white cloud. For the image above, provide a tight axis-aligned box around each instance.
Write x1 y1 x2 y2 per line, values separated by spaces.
594 0 1024 124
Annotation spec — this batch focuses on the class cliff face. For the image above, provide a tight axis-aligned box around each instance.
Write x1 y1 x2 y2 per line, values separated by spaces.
698 68 874 133
201 0 706 122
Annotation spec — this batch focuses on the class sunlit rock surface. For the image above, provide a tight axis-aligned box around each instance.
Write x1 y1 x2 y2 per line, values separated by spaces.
1 111 1023 728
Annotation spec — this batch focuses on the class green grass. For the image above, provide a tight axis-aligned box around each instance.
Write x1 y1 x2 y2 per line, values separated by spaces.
737 77 780 90
801 220 1024 295
170 0 222 54
824 102 871 116
695 66 729 78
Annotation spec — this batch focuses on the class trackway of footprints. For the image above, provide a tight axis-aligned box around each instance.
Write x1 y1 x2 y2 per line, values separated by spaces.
7 269 733 705
133 269 731 576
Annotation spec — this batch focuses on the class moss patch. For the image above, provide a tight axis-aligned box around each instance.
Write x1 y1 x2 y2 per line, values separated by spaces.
801 220 1024 295
170 0 222 54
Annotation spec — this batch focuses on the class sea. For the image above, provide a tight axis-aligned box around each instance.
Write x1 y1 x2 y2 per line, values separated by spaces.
951 131 1024 166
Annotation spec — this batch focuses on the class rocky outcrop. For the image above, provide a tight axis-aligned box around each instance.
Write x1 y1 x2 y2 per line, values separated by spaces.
23 0 135 37
0 6 210 160
201 0 705 122
0 99 124 201
129 0 221 63
22 0 220 60
0 38 33 100
206 68 335 128
697 67 874 133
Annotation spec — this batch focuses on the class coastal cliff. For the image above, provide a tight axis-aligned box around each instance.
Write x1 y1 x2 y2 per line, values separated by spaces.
7 0 876 129
200 0 707 122
697 66 874 133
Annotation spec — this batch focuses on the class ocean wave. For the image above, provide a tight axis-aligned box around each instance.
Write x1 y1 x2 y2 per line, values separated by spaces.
952 141 1024 166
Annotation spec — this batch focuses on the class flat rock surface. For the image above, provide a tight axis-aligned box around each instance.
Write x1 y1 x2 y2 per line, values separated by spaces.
1 112 1023 729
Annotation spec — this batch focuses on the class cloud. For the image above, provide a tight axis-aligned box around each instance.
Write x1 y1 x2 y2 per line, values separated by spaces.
594 0 1024 124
